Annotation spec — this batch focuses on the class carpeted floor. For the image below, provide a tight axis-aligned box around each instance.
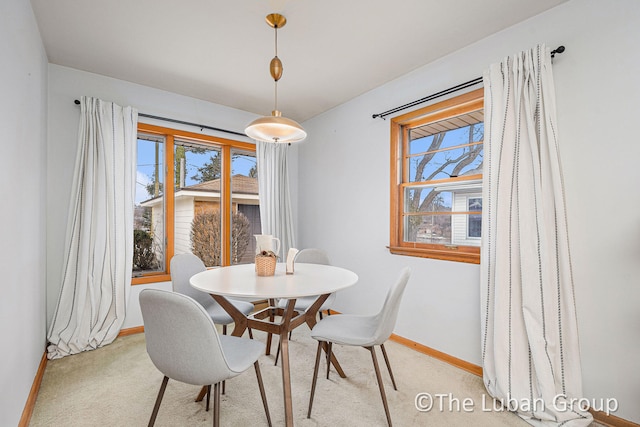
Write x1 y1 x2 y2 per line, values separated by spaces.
29 326 591 426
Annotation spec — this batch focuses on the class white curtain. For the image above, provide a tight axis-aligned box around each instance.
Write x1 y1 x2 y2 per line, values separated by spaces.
256 140 296 258
481 45 592 426
47 97 138 359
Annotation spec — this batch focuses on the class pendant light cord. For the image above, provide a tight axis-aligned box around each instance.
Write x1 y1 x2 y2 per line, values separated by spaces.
274 81 278 112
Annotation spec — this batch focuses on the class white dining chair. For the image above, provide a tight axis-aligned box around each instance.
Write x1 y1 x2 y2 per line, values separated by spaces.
306 267 411 427
170 253 254 335
139 289 272 427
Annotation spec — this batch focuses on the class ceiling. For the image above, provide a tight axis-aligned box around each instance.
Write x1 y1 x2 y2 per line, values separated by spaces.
30 0 567 123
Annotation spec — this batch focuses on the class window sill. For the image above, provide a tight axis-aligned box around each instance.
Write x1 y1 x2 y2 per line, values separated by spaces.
388 245 480 264
131 274 171 285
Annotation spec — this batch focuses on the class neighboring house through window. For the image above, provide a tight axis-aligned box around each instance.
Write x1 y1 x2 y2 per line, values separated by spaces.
132 123 259 284
389 88 483 263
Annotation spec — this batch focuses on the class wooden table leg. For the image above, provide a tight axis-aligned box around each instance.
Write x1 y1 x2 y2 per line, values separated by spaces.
265 298 276 355
280 299 297 427
210 295 248 337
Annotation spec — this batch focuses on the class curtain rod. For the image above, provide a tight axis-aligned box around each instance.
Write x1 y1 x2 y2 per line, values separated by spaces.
73 99 247 137
372 45 566 120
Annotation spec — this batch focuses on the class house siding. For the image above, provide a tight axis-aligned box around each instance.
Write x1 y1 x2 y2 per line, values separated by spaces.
175 197 197 255
451 192 482 246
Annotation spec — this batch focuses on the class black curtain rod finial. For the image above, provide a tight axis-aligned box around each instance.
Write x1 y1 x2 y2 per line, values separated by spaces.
550 45 565 58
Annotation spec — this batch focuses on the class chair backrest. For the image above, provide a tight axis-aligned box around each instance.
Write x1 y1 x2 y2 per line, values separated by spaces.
294 248 330 265
139 288 231 386
371 267 411 345
170 253 211 308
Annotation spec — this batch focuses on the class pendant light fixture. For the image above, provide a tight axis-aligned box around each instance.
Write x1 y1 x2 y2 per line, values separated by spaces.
245 13 307 143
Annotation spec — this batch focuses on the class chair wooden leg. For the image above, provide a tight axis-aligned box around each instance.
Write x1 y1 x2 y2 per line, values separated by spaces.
266 331 273 355
307 341 323 418
222 326 227 395
248 327 253 339
326 342 333 380
254 361 273 427
369 347 393 426
380 344 397 390
148 376 169 427
213 382 221 427
206 384 211 411
274 340 281 366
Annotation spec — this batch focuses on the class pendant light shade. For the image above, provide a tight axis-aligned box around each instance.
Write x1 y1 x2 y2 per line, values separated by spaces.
245 110 307 143
245 13 307 143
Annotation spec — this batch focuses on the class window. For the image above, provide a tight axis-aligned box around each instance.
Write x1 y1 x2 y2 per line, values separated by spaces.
389 89 483 263
467 197 482 239
133 123 260 284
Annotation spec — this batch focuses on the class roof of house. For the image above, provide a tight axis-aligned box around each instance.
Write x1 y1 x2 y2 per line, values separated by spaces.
140 174 258 206
183 174 258 195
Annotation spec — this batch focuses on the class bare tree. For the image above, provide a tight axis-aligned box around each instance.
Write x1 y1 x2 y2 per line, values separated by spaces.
191 210 251 266
405 124 483 241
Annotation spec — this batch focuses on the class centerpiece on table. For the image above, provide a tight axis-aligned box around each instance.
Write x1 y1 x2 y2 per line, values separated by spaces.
255 250 277 276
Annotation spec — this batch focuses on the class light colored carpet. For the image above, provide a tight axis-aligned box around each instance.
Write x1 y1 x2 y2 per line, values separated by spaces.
29 326 595 426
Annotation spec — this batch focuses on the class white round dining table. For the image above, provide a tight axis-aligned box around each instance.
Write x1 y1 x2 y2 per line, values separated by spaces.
190 262 358 427
190 262 358 299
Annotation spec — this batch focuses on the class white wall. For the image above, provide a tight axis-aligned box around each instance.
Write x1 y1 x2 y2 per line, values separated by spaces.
298 0 640 422
0 0 48 425
46 66 275 329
